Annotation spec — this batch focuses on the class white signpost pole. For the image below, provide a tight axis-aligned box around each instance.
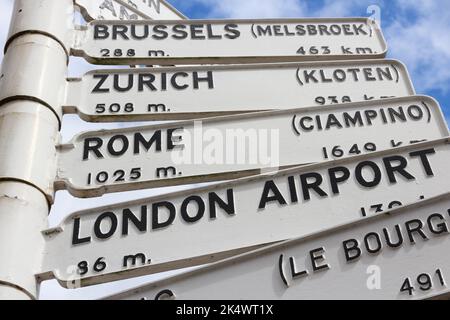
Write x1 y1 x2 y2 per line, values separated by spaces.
0 0 69 299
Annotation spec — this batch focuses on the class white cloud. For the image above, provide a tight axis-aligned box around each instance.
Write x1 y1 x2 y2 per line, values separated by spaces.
385 1 450 93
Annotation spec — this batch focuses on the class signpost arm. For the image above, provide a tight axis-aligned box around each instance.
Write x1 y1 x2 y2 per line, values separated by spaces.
0 0 71 300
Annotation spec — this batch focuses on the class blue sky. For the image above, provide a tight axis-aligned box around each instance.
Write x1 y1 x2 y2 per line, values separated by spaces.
0 0 449 300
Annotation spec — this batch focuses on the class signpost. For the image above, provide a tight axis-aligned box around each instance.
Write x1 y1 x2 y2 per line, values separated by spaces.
70 18 387 65
2 0 449 301
55 96 449 198
113 0 186 20
102 193 450 300
75 0 186 21
38 138 450 288
64 59 415 122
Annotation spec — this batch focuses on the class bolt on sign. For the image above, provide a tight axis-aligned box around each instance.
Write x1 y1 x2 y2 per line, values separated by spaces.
55 96 449 198
75 0 186 21
70 18 386 65
38 138 450 287
102 193 450 300
64 59 415 122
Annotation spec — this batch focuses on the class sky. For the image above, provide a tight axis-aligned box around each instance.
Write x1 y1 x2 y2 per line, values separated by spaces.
0 0 450 300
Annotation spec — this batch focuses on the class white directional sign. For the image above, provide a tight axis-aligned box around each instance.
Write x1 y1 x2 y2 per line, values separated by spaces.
75 0 186 21
103 193 450 300
55 96 449 198
64 59 415 122
38 138 450 287
71 18 387 65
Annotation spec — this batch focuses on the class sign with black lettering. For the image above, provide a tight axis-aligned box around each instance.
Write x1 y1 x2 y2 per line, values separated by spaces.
70 18 386 65
56 96 449 198
75 0 186 21
38 138 450 287
102 193 450 300
65 59 414 122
